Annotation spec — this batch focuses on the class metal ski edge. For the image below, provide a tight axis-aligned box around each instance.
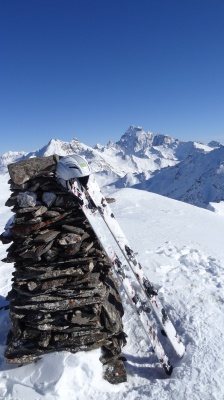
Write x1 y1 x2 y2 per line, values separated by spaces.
70 180 173 376
85 176 185 358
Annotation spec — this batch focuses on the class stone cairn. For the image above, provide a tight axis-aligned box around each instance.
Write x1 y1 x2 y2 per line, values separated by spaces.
0 155 127 384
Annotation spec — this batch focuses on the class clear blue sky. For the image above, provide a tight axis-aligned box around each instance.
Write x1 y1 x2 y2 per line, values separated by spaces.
1 0 224 155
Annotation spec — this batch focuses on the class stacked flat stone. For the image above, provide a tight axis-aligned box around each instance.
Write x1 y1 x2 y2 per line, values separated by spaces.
1 155 126 384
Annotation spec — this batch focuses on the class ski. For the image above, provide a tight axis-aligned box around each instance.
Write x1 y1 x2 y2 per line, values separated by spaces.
69 178 173 376
83 175 185 358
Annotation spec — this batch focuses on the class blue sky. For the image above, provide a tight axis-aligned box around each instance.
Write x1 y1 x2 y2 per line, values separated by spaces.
1 0 224 155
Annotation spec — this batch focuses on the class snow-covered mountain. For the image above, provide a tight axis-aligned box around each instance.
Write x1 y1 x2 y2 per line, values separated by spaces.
134 145 224 209
0 126 223 209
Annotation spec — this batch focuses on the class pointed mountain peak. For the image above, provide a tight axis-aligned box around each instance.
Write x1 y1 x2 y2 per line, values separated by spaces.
116 126 179 156
125 125 144 134
117 126 154 152
122 125 153 138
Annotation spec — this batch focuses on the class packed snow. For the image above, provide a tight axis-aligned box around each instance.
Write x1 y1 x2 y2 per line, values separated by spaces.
0 171 224 399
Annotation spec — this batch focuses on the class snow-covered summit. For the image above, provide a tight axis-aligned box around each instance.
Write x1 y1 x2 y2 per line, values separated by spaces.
26 138 90 158
114 126 179 157
116 125 154 155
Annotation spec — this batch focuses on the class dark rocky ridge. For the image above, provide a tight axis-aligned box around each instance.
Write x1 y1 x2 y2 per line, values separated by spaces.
1 155 127 384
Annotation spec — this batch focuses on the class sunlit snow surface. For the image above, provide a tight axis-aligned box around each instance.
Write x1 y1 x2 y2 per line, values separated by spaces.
0 173 224 400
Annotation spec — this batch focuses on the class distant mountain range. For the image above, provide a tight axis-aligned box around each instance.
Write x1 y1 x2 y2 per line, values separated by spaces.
1 126 223 210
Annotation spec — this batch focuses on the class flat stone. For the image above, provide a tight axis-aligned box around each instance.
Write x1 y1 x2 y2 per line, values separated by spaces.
81 242 94 253
10 211 70 237
14 263 93 280
62 225 85 235
54 331 108 345
12 296 103 311
43 211 60 219
8 155 58 185
10 222 45 237
35 241 54 257
5 195 18 207
16 206 40 214
22 217 43 225
18 241 53 259
33 206 48 217
34 230 60 243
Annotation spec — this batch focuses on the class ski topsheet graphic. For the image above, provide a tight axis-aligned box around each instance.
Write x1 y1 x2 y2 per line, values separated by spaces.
64 174 185 375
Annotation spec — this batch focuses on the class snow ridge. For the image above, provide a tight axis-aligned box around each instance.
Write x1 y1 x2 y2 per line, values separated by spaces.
0 126 223 209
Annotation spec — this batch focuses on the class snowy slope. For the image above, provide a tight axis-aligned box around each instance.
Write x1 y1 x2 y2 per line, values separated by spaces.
137 145 224 208
0 172 224 399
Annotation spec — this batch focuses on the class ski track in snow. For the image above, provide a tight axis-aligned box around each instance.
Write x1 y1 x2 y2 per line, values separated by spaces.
0 177 224 399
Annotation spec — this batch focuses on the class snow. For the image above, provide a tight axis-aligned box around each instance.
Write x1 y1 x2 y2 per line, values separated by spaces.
1 174 224 399
208 201 224 215
139 145 224 208
1 127 224 209
193 142 214 152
